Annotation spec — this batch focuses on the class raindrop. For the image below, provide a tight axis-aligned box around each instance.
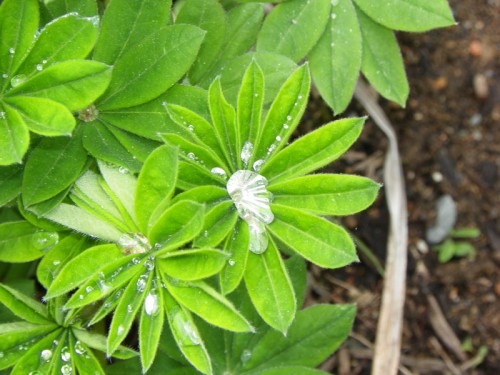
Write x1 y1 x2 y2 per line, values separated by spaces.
136 275 147 292
252 159 264 172
275 136 282 142
41 349 52 362
61 346 70 362
1 73 7 78
118 166 128 174
254 93 259 97
228 259 235 266
210 167 227 178
53 260 61 266
331 42 335 47
298 95 303 99
0 112 6 120
267 144 277 154
0 352 3 358
132 257 140 265
117 325 124 336
8 48 15 54
240 141 253 166
187 124 195 131
117 232 150 255
144 291 160 316
42 59 47 64
291 19 297 25
331 0 339 6
85 286 94 294
144 259 154 271
10 74 27 87
36 64 43 71
286 115 292 121
74 341 86 355
241 349 252 365
248 220 269 254
78 294 84 300
60 364 72 375
283 124 289 130
331 13 337 19
32 232 59 250
187 152 196 160
127 304 133 313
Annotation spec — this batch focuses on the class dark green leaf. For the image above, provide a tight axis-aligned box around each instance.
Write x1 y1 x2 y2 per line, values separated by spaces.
243 304 356 371
256 0 330 62
98 25 206 110
220 220 249 295
309 0 362 114
94 0 172 65
285 255 307 310
4 96 75 136
353 0 455 32
22 132 87 207
177 0 226 84
8 60 112 111
0 164 22 206
356 8 409 106
261 118 365 184
269 174 380 215
244 239 296 333
268 205 358 268
0 283 51 324
0 221 58 262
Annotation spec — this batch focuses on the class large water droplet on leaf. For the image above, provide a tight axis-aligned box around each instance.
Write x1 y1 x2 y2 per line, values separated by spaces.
74 341 86 355
240 141 254 167
60 364 72 375
172 307 201 346
40 349 52 362
10 74 27 87
144 290 160 316
117 233 151 255
240 349 252 365
61 346 70 362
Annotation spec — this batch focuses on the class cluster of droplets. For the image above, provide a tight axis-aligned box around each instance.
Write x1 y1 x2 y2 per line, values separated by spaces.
226 170 274 254
117 232 151 255
32 231 59 250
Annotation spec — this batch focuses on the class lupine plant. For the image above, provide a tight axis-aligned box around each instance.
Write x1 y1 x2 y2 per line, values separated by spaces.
0 0 454 374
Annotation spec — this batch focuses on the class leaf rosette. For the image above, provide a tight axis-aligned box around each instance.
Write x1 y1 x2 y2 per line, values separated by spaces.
161 61 380 332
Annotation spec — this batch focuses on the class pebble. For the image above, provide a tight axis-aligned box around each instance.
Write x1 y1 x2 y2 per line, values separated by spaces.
473 74 489 99
468 40 483 57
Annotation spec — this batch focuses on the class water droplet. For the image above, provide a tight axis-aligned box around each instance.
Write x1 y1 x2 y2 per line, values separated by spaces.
36 64 43 71
210 167 227 178
29 372 42 375
240 141 254 166
144 291 160 316
291 19 297 25
187 152 196 160
331 42 335 47
241 349 252 365
8 48 15 54
132 257 140 265
41 349 52 362
85 286 94 294
283 124 289 130
117 325 124 336
60 364 72 375
0 112 6 120
228 259 235 266
32 232 59 250
74 341 86 355
42 59 48 64
248 219 269 254
331 0 339 6
1 73 7 79
286 115 292 121
172 308 201 346
78 294 84 300
275 136 282 142
11 74 27 87
267 144 277 154
331 13 337 19
136 275 147 292
187 124 195 131
117 232 151 255
0 352 3 358
53 340 59 346
127 304 133 313
53 260 61 266
252 159 264 172
61 346 70 362
118 166 128 174
254 93 259 97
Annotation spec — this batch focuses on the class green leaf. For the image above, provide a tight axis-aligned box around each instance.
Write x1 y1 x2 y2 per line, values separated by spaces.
46 244 123 299
73 329 139 359
309 0 362 114
8 60 112 111
165 280 253 333
158 249 228 281
254 64 310 163
268 205 358 268
285 255 308 310
269 174 380 215
219 52 297 106
139 280 164 372
43 203 124 241
16 14 99 77
162 289 213 375
4 96 75 136
237 60 264 154
356 8 409 106
135 144 179 234
98 94 171 140
163 84 211 122
193 202 238 248
43 0 97 18
0 283 51 324
0 0 39 88
149 200 205 251
177 0 226 84
83 121 142 173
247 367 329 375
261 117 365 184
209 78 238 170
0 104 29 165
353 0 455 32
256 0 330 62
220 220 249 295
70 334 106 375
98 25 206 110
22 133 87 207
108 271 151 355
37 235 89 289
243 304 356 371
244 239 296 333
0 221 58 262
65 254 143 309
177 161 224 191
0 164 22 205
94 0 172 65
171 185 228 206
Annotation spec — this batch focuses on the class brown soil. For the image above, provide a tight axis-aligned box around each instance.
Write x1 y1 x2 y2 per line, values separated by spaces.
305 0 499 373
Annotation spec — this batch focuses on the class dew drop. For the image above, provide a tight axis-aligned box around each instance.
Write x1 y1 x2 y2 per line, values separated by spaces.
0 112 6 120
210 167 227 178
8 48 15 54
74 341 86 355
286 115 292 121
240 141 253 166
136 275 147 292
61 346 70 362
248 220 269 254
0 352 4 358
42 59 48 64
187 152 196 160
241 349 252 365
36 64 43 71
144 291 160 316
41 349 52 362
172 308 201 346
117 232 150 255
187 124 195 131
78 294 84 300
283 124 289 129
331 13 337 19
1 73 7 79
275 135 282 142
117 325 124 336
127 304 133 313
53 260 61 266
331 0 339 6
10 74 27 87
32 232 59 250
291 19 297 25
252 159 264 172
118 166 128 174
228 259 235 266
85 286 93 294
60 364 72 375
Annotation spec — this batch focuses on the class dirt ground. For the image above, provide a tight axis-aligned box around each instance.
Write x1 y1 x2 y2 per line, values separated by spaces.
304 0 499 373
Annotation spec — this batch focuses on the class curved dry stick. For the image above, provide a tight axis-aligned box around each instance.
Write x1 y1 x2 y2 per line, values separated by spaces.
354 80 408 375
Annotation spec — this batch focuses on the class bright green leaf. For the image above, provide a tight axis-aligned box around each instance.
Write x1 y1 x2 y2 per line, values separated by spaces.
0 164 22 205
220 220 249 295
158 249 228 281
73 329 139 359
193 202 238 248
0 104 29 165
70 334 106 375
0 283 51 324
43 0 97 18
